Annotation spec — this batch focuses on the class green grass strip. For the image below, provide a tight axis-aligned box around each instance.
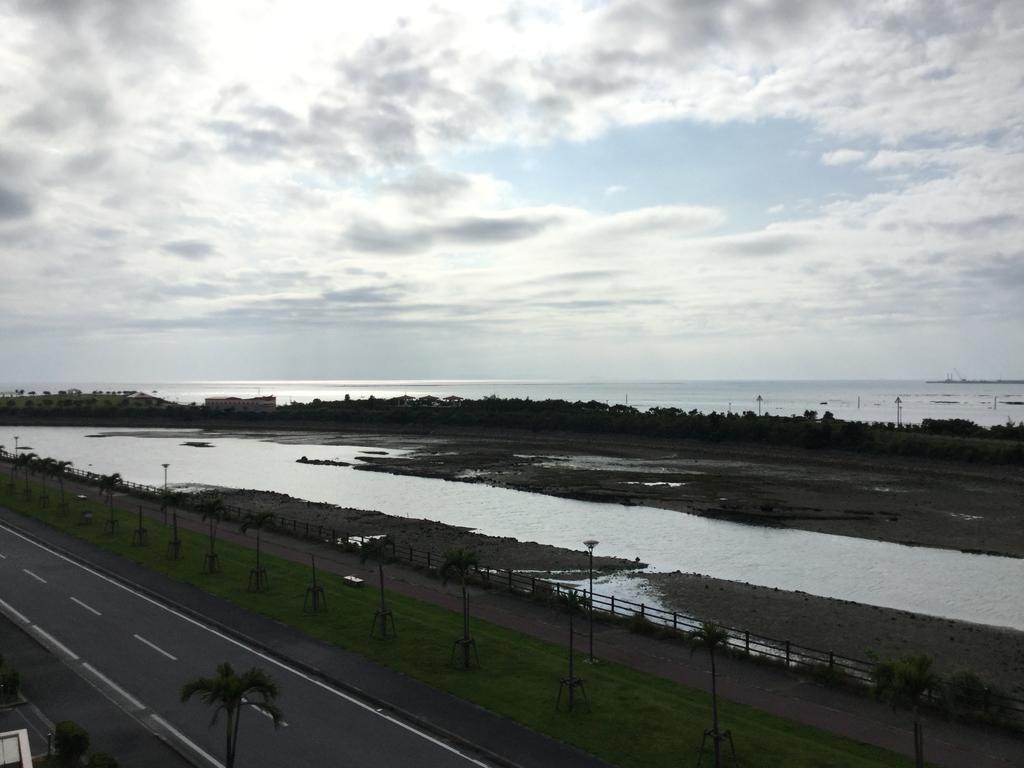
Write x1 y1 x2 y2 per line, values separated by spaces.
0 477 913 767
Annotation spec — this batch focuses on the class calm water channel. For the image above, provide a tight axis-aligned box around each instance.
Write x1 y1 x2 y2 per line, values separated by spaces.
4 426 1022 630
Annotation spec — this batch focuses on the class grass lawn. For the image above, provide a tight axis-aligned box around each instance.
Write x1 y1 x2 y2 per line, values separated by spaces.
0 474 915 768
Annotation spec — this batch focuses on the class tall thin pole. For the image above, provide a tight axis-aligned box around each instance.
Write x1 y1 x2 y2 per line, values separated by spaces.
161 463 170 524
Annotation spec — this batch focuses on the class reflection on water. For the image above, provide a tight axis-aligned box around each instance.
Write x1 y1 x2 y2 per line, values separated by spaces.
4 425 1023 630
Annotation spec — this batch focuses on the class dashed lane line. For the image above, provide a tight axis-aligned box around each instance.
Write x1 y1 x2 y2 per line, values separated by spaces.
70 596 103 616
22 567 46 584
133 633 178 661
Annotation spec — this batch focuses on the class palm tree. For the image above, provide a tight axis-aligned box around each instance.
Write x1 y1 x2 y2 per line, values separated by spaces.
52 459 72 513
871 653 938 768
197 495 225 573
240 512 274 591
181 662 283 768
557 588 588 711
36 456 55 506
361 537 394 637
440 548 479 668
98 473 122 532
17 452 38 499
162 490 186 560
691 622 732 768
98 473 122 509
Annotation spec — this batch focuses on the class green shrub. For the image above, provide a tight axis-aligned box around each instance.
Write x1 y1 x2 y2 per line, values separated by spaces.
946 670 988 712
54 720 90 763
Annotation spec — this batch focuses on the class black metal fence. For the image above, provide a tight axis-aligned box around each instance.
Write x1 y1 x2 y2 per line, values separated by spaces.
3 450 1022 722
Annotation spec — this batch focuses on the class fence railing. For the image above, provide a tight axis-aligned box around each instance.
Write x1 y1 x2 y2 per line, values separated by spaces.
2 450 1022 721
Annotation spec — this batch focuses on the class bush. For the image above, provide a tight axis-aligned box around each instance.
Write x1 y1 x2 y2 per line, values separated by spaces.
54 720 90 763
946 670 988 712
86 752 119 768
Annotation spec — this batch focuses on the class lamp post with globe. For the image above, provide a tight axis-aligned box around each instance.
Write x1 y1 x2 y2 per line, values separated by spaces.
583 539 599 663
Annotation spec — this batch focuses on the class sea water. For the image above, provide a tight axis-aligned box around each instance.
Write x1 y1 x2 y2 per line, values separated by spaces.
2 379 1021 427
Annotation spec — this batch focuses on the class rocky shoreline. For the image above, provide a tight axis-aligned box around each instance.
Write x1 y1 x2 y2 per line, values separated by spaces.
219 488 644 573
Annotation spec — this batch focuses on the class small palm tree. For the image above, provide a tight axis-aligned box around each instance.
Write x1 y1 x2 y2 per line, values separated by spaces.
17 452 38 498
871 653 938 768
181 662 283 768
691 622 732 768
161 490 186 560
197 495 225 573
240 512 274 591
440 548 479 668
52 459 72 512
98 473 122 509
557 588 588 711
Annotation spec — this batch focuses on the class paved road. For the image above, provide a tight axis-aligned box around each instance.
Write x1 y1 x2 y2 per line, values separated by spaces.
0 522 498 768
0 612 194 766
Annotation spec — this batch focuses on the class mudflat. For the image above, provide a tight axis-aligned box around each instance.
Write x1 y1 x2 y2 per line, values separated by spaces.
345 427 1024 558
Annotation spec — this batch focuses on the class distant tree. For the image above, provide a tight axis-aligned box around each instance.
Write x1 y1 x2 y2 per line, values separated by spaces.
196 495 225 573
98 473 122 509
240 512 274 591
52 459 73 511
870 653 938 768
691 622 732 768
440 548 480 668
557 588 588 711
181 662 283 768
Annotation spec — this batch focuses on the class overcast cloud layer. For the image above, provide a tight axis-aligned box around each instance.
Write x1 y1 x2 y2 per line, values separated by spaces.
1 0 1022 381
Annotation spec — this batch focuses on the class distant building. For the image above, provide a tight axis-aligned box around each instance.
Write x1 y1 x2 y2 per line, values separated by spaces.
205 395 277 412
125 391 172 407
442 395 464 407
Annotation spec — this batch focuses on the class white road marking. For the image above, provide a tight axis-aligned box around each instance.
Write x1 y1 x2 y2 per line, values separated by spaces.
0 597 30 624
242 696 288 726
70 596 102 616
133 633 177 661
32 625 80 660
81 662 146 711
22 568 46 584
0 522 491 767
0 552 7 559
150 714 224 768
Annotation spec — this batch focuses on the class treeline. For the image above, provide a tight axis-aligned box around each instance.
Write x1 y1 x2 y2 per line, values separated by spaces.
4 395 1023 464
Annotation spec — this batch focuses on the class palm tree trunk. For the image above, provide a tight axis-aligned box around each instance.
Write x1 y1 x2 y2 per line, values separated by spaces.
913 706 924 768
256 532 261 573
461 580 470 642
568 611 575 710
711 649 720 768
225 709 237 768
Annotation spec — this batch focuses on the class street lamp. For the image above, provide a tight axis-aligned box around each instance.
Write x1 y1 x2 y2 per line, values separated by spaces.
161 463 170 524
14 436 19 453
583 538 599 663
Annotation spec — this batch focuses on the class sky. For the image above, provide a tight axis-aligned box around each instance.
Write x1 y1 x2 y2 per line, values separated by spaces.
1 0 1022 382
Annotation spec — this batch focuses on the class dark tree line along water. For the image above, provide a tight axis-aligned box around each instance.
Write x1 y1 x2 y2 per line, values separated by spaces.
4 394 1024 465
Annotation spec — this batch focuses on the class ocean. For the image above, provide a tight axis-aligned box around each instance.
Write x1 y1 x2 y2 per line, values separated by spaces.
2 379 1022 427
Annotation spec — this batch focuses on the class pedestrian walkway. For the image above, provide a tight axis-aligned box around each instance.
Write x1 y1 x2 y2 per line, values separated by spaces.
17 475 1024 766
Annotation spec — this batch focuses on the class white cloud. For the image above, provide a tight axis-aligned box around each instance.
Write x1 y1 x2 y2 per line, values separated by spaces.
1 0 1022 378
821 149 867 166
